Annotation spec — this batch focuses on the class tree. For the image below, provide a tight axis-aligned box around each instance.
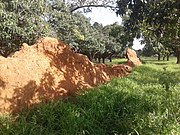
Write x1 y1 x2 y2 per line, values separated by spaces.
141 33 173 61
0 0 52 57
66 0 117 13
116 0 180 64
48 0 125 63
48 0 104 60
92 22 123 63
108 22 134 49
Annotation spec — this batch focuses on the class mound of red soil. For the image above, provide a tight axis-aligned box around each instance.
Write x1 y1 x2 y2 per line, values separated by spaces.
0 37 133 114
126 48 142 67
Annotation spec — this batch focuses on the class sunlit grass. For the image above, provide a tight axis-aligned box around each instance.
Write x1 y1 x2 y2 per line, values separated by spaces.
142 56 177 64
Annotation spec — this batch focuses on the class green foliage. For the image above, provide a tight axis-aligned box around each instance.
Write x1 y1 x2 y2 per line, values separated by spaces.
0 0 52 57
0 0 130 62
105 22 134 50
48 1 123 61
1 60 180 135
48 0 126 62
116 0 180 63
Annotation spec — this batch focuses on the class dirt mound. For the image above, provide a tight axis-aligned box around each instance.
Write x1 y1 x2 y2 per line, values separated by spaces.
0 37 132 114
126 48 142 67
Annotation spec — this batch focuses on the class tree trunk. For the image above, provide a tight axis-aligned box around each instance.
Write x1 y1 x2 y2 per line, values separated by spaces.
102 58 105 63
166 54 170 61
87 54 92 61
176 51 180 64
109 57 112 62
94 57 98 62
90 53 93 61
158 53 161 61
171 48 180 64
163 55 165 61
98 57 101 63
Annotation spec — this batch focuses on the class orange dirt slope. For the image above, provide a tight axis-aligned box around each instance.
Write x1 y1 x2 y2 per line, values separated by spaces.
0 37 136 114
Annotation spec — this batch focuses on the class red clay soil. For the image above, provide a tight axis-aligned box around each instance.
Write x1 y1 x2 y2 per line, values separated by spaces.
126 48 142 67
0 37 140 114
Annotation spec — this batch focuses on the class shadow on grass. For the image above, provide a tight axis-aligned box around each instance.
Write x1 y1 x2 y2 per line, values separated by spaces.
73 87 159 135
2 84 172 135
117 61 126 64
4 77 180 135
153 62 169 65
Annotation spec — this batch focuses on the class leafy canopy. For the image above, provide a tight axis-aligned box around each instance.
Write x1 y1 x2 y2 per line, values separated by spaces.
0 0 52 57
116 0 180 63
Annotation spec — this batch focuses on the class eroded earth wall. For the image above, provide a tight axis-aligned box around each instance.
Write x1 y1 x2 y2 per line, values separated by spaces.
0 37 136 114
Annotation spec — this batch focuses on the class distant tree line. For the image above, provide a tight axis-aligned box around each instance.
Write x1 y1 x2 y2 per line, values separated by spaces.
1 0 179 63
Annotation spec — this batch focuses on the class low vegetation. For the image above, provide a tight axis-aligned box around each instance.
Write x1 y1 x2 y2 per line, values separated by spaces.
0 57 180 135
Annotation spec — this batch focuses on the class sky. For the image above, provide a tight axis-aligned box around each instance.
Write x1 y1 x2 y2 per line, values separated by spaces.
83 8 122 26
82 8 145 50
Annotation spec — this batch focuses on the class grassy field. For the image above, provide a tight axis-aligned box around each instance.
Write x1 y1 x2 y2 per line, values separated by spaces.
0 57 180 135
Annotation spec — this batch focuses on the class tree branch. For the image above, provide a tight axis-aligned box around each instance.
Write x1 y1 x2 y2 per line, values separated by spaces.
70 4 117 13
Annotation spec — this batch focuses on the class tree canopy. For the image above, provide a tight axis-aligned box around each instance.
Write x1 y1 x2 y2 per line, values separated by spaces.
2 0 178 64
65 0 116 13
116 0 180 63
0 0 52 57
0 0 129 63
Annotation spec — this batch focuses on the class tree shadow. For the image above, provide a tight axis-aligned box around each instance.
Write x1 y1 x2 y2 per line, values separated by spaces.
46 45 129 91
7 80 38 113
3 45 103 113
153 63 169 65
118 61 126 64
0 78 6 89
2 41 131 114
59 85 169 134
48 47 98 89
7 71 69 114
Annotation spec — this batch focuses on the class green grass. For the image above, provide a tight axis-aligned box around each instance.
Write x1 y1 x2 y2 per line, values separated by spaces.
92 58 127 65
0 57 180 135
141 56 177 65
106 58 127 65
